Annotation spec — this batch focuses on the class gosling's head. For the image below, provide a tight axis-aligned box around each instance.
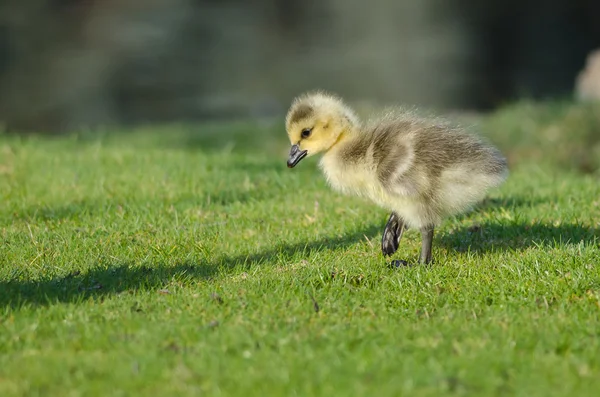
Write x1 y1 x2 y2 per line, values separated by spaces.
285 91 359 168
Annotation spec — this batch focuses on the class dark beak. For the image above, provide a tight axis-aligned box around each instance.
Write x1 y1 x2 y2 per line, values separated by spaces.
287 144 308 168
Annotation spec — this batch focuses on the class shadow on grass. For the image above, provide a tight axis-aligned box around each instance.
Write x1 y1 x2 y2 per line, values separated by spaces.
2 220 597 309
475 196 547 211
457 196 549 219
0 225 382 309
439 221 599 254
436 195 549 226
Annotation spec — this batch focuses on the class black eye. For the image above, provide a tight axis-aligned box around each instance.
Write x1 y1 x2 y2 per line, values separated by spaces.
301 128 312 138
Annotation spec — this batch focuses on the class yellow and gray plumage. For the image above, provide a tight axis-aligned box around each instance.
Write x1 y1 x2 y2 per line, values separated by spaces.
285 91 508 265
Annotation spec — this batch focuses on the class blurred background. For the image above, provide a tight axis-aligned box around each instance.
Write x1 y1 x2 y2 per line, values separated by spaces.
1 0 600 133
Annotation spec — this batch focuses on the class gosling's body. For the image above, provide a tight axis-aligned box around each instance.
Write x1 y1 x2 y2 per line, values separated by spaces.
285 91 508 264
320 115 507 228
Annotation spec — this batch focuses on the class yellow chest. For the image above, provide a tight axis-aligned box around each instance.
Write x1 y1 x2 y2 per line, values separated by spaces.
319 155 395 208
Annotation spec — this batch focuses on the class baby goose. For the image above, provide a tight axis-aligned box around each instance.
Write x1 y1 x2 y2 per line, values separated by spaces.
285 91 508 265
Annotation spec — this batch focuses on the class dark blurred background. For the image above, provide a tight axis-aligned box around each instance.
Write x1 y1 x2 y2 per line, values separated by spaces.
1 0 600 133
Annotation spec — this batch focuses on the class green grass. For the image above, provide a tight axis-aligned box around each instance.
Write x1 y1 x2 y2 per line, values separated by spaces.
482 99 600 173
1 105 600 396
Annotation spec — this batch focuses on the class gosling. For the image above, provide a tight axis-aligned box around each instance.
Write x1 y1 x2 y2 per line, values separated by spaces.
285 91 508 265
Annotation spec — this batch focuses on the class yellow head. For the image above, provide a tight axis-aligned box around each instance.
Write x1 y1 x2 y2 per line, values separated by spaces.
285 91 359 168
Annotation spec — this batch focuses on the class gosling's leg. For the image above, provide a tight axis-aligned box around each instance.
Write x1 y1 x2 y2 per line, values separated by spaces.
381 212 405 256
419 226 434 264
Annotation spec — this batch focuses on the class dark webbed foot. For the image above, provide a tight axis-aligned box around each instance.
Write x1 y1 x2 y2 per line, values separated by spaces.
381 212 405 256
419 226 435 264
389 259 411 268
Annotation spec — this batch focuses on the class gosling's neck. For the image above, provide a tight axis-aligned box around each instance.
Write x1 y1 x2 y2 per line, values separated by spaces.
324 124 361 157
318 124 364 194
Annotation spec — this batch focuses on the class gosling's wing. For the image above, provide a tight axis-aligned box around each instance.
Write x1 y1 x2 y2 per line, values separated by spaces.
373 122 472 199
371 129 423 198
371 114 508 200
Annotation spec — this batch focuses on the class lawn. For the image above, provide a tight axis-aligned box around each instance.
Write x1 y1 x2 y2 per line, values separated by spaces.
1 102 599 396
